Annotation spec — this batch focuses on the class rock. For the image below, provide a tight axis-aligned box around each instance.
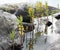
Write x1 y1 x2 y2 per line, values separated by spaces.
23 22 35 32
55 15 60 20
0 10 20 50
9 9 16 14
8 43 22 50
0 42 21 50
0 4 31 23
46 21 52 27
0 4 17 14
0 42 10 50
15 9 31 23
0 10 18 36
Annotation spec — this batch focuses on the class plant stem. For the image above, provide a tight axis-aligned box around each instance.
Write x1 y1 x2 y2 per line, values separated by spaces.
12 40 14 50
20 26 23 50
26 33 27 48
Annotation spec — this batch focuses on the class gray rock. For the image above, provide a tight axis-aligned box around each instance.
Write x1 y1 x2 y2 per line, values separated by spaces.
0 10 19 50
0 10 18 36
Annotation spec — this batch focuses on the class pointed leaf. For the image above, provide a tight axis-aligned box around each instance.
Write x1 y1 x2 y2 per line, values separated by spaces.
10 30 15 40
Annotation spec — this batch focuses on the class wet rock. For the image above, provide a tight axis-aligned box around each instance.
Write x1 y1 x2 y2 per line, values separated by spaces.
15 8 28 17
15 9 31 23
23 22 35 32
55 15 60 20
9 9 16 14
46 21 52 27
9 43 22 50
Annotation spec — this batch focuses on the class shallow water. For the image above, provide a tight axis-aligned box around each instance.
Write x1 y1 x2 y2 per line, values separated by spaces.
22 16 60 50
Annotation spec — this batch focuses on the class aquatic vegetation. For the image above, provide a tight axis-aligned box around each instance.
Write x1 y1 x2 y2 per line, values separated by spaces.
36 2 43 12
27 38 34 50
35 31 42 43
44 1 49 43
16 15 25 50
35 2 42 31
28 6 34 38
28 6 34 18
28 6 35 50
10 30 15 50
44 1 48 34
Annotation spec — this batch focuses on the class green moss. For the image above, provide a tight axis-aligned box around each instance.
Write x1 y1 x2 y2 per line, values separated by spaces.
35 31 42 40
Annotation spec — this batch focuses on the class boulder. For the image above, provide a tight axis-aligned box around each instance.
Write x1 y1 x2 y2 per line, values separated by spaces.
46 21 52 27
0 10 18 36
55 15 60 20
15 9 31 23
0 10 20 50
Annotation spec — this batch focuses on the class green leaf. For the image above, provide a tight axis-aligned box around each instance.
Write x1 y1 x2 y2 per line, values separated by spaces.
16 18 19 23
10 30 15 40
45 1 48 9
19 15 23 22
28 7 34 18
16 15 23 25
45 9 48 16
51 10 54 16
35 31 42 39
19 15 23 25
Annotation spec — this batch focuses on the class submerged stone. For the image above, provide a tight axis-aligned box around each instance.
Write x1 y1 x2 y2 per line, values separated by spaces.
55 15 60 20
46 21 52 27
